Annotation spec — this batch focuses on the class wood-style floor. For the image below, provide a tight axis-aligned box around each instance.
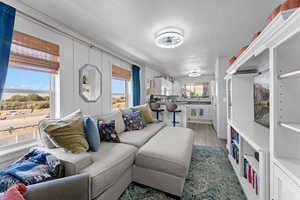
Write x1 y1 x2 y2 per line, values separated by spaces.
187 123 227 148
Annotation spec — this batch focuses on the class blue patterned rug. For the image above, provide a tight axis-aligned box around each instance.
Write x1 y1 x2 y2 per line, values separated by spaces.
119 146 246 200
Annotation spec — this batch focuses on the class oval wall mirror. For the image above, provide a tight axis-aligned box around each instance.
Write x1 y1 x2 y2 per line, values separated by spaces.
79 64 102 102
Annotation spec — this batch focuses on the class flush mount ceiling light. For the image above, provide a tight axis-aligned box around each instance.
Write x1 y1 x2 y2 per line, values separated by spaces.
155 28 184 48
188 71 202 77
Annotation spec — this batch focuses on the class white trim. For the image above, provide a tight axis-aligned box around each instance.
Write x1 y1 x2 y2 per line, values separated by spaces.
0 141 37 157
279 70 300 79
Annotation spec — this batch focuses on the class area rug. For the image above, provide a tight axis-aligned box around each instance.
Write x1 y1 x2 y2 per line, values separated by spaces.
119 146 247 200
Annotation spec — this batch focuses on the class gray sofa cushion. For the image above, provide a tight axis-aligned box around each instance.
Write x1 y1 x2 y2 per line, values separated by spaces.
35 147 93 176
118 122 166 148
135 126 194 177
80 142 137 199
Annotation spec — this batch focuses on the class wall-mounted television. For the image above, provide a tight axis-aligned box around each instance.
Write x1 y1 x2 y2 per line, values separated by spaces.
254 71 270 128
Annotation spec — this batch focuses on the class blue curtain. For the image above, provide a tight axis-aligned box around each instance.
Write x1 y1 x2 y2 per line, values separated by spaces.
0 2 16 101
132 65 140 106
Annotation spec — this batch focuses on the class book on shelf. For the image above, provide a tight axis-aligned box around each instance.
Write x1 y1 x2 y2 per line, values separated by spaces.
230 141 239 164
231 127 240 144
243 157 259 195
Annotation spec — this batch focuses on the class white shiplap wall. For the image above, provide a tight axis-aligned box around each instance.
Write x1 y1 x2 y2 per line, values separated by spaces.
11 5 153 118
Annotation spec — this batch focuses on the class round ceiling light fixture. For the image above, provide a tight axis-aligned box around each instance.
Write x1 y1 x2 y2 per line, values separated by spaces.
188 71 202 77
155 28 184 48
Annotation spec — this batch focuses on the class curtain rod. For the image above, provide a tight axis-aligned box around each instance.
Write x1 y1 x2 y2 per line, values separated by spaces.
16 9 142 67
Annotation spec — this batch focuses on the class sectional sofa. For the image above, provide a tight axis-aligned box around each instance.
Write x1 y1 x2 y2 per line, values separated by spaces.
38 111 194 200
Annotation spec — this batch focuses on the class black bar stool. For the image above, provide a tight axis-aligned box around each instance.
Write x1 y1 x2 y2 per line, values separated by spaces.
150 103 164 121
166 104 181 127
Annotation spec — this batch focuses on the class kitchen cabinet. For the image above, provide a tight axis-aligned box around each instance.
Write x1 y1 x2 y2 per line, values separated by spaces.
154 77 177 95
172 81 181 96
186 105 212 124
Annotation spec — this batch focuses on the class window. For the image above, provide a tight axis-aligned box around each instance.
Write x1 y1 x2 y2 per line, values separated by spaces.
112 65 131 111
0 31 59 149
183 82 210 98
112 79 128 110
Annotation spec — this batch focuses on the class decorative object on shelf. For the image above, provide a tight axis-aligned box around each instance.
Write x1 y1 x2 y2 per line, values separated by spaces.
272 4 282 19
266 4 282 25
281 0 300 12
281 1 290 11
252 31 262 42
266 14 273 25
266 1 300 25
229 56 237 65
79 64 102 102
236 45 249 58
155 27 184 48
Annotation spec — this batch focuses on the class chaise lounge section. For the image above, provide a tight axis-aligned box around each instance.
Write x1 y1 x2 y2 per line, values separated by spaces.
133 126 194 196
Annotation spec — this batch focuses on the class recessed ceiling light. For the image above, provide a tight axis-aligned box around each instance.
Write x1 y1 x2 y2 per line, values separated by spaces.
188 71 202 77
155 28 184 48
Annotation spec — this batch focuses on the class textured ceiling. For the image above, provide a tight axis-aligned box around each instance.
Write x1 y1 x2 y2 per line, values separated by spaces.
20 0 281 77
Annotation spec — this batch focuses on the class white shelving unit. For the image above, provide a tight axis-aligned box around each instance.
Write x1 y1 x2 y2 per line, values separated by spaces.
227 120 269 200
226 48 270 200
271 12 300 199
226 7 300 200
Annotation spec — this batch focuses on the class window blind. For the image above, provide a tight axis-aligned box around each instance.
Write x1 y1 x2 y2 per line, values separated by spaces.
112 64 131 80
9 31 60 73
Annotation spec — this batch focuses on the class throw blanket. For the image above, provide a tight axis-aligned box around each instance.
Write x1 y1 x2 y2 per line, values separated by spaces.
0 149 61 193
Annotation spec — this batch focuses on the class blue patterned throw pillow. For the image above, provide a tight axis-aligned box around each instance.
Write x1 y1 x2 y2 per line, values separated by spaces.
122 111 146 131
98 120 120 143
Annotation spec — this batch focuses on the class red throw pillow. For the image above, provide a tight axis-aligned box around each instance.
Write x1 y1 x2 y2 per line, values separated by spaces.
3 184 27 200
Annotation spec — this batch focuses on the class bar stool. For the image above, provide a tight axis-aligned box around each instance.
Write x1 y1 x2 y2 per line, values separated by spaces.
166 104 181 127
150 103 164 121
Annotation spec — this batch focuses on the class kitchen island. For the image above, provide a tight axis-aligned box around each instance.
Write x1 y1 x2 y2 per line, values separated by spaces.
154 101 213 128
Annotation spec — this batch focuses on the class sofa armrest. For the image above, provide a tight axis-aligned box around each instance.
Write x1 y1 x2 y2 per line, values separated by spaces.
24 174 90 200
35 147 93 176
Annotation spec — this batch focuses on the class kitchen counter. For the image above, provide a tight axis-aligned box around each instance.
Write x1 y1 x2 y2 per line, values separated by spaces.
158 101 211 105
154 102 212 127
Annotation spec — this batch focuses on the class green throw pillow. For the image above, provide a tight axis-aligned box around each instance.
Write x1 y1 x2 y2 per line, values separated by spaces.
43 110 89 153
